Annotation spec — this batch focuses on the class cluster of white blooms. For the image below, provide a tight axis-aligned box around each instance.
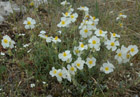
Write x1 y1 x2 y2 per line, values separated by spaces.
0 0 133 84
49 67 71 82
1 35 15 49
57 4 78 27
115 45 138 64
38 30 61 43
50 56 97 82
78 6 99 38
49 0 139 83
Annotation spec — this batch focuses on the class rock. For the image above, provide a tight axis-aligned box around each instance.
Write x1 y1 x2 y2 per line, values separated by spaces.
0 1 26 24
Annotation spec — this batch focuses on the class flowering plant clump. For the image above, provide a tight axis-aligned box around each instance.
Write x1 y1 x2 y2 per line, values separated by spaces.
0 0 139 96
47 1 139 83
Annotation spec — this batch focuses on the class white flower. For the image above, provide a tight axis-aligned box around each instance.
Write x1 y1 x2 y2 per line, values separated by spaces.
18 33 25 36
38 34 52 43
122 52 131 63
94 29 107 37
78 42 88 51
86 57 96 68
62 12 71 17
58 50 72 62
57 17 71 27
115 45 129 64
1 35 15 49
115 48 124 64
88 36 100 51
61 0 70 6
88 21 98 30
110 32 120 39
79 20 92 29
42 81 46 84
1 35 11 48
66 58 72 63
49 67 57 77
74 57 85 70
56 68 68 82
52 36 61 43
79 27 92 38
27 49 32 53
100 61 115 74
58 30 62 34
67 63 77 75
30 83 35 88
73 46 82 56
62 67 71 82
0 52 5 55
70 13 78 22
89 16 99 25
105 38 120 51
23 43 30 48
56 69 63 82
130 63 133 66
46 95 53 97
77 6 89 12
9 40 15 49
40 30 46 34
23 17 36 29
116 13 127 21
128 45 139 56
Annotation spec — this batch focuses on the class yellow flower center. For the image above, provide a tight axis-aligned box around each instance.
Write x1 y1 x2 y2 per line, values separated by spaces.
45 35 48 37
61 21 65 25
89 60 93 64
55 36 58 40
118 53 122 57
65 12 68 16
105 67 109 71
81 44 84 48
92 23 95 26
93 16 96 20
111 42 115 46
75 49 79 54
77 63 80 67
119 23 123 27
53 70 57 74
127 54 130 58
84 29 88 33
92 40 96 44
99 30 103 34
71 15 74 18
86 15 89 18
4 39 8 43
82 6 85 8
119 13 123 15
130 48 134 52
58 72 63 77
27 21 31 25
63 52 67 57
70 67 75 71
113 33 116 37
30 2 34 6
